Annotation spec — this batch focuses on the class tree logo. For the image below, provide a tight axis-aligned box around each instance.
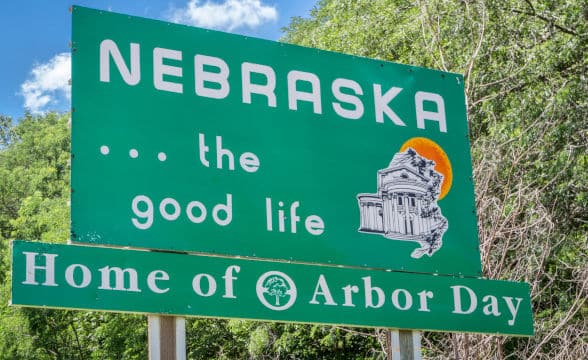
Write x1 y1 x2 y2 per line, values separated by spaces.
256 271 297 311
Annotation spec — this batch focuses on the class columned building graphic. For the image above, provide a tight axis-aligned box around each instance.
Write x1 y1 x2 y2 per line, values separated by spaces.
357 148 448 258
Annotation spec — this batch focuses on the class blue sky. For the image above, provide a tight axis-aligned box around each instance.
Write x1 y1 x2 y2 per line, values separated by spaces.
0 0 316 120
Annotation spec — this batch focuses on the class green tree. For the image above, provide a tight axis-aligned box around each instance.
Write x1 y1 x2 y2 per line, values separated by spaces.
0 112 72 358
0 112 69 242
0 113 147 359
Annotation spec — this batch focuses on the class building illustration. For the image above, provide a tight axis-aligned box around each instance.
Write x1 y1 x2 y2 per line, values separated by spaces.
357 147 448 258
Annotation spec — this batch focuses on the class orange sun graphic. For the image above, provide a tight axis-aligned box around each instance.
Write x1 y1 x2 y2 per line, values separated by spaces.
400 137 452 200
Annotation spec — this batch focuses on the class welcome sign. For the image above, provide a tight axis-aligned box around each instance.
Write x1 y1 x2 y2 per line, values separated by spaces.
11 241 533 335
9 7 534 339
71 6 481 276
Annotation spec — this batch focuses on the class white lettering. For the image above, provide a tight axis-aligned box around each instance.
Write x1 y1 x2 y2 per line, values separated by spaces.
98 41 451 134
362 276 385 309
131 195 153 230
242 62 276 107
309 275 338 306
391 288 413 310
198 133 259 172
159 198 181 221
195 55 229 99
415 91 447 132
98 266 141 292
342 284 359 307
100 39 140 85
374 84 405 125
290 201 300 234
65 264 91 288
216 135 234 170
212 194 232 226
192 273 217 297
147 270 170 294
198 133 210 167
265 198 324 236
305 215 324 235
22 252 58 286
186 200 207 223
482 295 501 317
131 194 232 229
239 152 259 173
332 78 364 119
265 197 273 231
503 296 523 326
417 290 434 312
153 47 183 93
222 265 240 299
451 285 477 315
287 70 321 114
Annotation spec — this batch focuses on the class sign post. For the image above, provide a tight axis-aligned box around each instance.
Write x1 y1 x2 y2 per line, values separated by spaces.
389 330 421 360
148 316 185 360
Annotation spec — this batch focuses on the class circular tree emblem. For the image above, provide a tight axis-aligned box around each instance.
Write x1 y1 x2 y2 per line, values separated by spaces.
256 271 297 311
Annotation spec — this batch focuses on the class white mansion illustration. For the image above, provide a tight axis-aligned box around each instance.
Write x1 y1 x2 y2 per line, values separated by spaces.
357 147 448 258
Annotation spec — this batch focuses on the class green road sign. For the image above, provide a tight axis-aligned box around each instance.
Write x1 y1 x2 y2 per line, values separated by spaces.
11 240 533 336
71 6 481 276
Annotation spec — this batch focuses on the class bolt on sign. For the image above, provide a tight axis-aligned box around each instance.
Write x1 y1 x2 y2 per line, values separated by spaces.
71 6 482 277
10 241 534 336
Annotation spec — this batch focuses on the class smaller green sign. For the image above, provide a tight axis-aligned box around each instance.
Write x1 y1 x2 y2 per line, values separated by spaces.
11 241 533 336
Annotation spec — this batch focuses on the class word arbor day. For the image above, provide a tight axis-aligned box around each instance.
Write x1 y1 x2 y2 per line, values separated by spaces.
18 248 526 330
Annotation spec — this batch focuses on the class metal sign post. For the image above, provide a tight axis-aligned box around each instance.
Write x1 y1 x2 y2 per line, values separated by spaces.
148 316 186 360
389 330 421 360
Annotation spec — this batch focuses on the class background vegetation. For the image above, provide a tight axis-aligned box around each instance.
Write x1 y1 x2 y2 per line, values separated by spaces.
1 0 586 358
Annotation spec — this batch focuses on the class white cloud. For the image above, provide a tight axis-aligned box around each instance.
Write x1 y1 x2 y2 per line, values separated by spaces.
168 0 278 31
20 53 71 113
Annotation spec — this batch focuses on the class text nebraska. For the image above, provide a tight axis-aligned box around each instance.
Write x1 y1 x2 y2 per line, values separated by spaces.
99 39 448 132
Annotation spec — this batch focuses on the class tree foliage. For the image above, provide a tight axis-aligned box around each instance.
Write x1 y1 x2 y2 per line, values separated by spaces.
0 113 147 359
